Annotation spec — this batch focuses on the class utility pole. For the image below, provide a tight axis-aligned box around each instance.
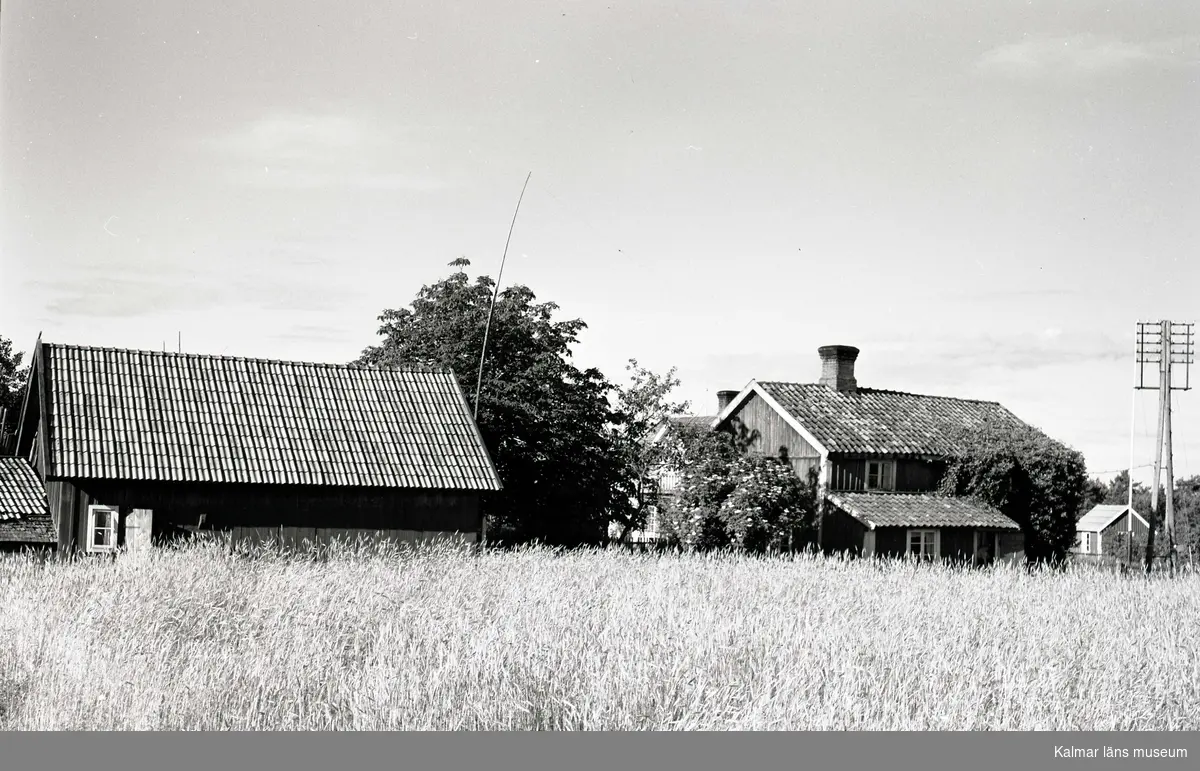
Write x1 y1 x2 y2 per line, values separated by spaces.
1135 320 1194 576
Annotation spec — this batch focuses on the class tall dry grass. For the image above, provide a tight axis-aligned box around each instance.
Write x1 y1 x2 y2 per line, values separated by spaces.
0 538 1196 730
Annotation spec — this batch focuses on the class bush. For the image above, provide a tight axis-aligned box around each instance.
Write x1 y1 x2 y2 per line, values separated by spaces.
659 426 819 553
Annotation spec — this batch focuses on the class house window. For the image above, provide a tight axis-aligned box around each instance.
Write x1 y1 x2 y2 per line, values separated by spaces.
866 460 896 491
907 529 938 559
87 505 118 553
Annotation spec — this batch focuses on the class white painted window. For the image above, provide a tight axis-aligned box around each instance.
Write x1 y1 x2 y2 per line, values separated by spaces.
866 460 896 491
907 529 939 559
87 505 118 553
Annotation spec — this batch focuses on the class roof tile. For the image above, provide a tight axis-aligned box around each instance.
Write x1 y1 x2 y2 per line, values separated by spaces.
757 382 1030 456
829 491 1020 530
40 344 502 491
0 457 54 543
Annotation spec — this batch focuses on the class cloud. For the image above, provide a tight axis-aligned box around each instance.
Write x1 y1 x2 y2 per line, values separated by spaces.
207 111 382 163
33 269 356 318
977 34 1200 79
223 167 451 192
202 110 456 192
891 330 1127 374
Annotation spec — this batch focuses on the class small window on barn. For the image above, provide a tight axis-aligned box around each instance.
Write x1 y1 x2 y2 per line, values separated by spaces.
87 505 118 554
866 460 896 491
907 529 938 560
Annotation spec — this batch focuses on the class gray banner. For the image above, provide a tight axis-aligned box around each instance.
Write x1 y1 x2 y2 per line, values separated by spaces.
2 731 1198 771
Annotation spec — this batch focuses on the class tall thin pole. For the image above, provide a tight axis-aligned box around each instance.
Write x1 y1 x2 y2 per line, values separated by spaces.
1148 320 1169 574
1164 351 1176 575
473 172 532 421
1127 328 1137 569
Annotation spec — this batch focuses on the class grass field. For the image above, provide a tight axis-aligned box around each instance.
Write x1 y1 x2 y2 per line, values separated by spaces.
1 539 1197 730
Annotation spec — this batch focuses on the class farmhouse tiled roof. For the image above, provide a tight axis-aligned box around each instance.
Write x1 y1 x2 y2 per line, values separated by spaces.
756 382 1029 456
0 457 54 543
34 344 502 491
828 492 1020 530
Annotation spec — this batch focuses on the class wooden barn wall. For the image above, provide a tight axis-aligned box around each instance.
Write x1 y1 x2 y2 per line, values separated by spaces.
820 506 866 554
940 528 976 562
873 528 908 558
45 480 96 552
724 393 821 479
54 479 482 547
1101 513 1150 543
829 457 944 493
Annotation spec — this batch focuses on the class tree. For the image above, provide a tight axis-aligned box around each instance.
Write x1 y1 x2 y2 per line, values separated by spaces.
356 261 624 546
0 334 29 453
718 458 820 553
660 424 820 553
939 417 1088 568
659 424 742 550
609 360 691 542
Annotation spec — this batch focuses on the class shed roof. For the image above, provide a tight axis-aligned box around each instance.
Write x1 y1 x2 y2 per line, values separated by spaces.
0 457 54 543
828 492 1021 530
1076 504 1147 533
28 343 502 491
754 382 1030 456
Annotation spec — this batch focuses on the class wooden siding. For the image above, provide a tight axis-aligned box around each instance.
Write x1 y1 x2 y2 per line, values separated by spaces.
724 392 821 478
829 457 944 493
820 505 867 554
48 478 482 553
1100 512 1150 545
940 528 976 562
872 526 1023 563
874 528 908 558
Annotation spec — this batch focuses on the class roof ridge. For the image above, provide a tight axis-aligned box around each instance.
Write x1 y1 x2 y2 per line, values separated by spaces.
756 380 1004 407
41 342 452 374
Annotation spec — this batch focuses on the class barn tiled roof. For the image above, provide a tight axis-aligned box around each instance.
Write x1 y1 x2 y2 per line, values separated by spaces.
0 457 54 543
756 382 1029 456
1077 504 1145 533
35 344 502 490
828 492 1020 530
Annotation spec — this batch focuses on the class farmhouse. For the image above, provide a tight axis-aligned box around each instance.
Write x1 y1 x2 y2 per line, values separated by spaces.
711 345 1031 563
3 340 502 554
1073 504 1149 556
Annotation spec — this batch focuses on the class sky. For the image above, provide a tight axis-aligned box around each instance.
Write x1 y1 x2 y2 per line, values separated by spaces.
2 1 1198 484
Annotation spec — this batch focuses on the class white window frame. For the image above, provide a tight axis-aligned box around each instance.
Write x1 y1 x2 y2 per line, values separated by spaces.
87 505 119 554
907 528 939 559
866 460 896 491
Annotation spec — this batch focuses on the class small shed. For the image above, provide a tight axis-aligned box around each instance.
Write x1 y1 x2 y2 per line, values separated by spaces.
0 456 55 551
1074 504 1149 556
9 341 503 554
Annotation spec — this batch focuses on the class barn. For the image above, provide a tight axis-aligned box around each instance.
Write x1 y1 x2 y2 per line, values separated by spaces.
1073 504 1149 557
6 340 503 554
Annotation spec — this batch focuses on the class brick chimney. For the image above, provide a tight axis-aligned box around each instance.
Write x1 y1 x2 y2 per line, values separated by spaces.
818 345 859 393
717 390 739 412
